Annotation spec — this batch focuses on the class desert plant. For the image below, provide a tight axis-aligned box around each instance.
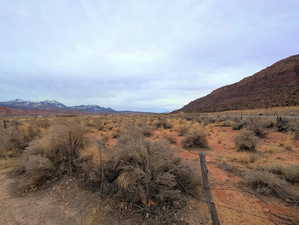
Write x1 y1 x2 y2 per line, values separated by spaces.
182 126 208 149
154 118 172 129
243 171 299 204
10 155 55 194
257 164 299 184
232 120 246 130
81 134 200 224
247 120 266 138
0 125 35 158
11 121 88 193
276 117 289 132
235 130 258 152
164 134 177 144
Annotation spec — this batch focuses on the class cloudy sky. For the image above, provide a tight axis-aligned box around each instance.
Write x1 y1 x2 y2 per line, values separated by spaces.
1 0 298 112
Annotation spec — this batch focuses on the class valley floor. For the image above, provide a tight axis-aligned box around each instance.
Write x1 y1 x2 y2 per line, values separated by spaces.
0 118 299 225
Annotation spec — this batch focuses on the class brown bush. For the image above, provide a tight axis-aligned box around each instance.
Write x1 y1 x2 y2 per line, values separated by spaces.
276 117 289 132
154 118 172 129
35 119 50 129
182 126 208 149
257 164 299 184
0 125 38 158
10 155 55 194
247 120 266 138
11 121 88 193
232 120 246 130
235 130 258 152
81 135 200 224
243 171 299 204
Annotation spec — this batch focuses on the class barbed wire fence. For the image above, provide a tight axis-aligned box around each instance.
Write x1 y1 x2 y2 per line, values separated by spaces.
198 152 299 225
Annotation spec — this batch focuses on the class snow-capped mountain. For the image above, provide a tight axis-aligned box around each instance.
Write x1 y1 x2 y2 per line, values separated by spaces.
70 105 115 113
0 99 67 110
0 99 115 113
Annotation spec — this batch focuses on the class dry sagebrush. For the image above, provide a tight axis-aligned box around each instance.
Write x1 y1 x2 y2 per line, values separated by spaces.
235 130 258 152
81 131 201 224
10 121 88 193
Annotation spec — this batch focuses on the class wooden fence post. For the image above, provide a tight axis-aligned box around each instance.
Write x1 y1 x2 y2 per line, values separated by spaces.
199 152 221 225
3 120 7 129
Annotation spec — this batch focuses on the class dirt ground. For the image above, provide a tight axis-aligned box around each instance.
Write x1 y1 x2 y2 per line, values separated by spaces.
0 124 298 225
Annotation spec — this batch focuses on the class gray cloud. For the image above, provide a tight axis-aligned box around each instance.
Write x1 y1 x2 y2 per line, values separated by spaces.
1 0 298 112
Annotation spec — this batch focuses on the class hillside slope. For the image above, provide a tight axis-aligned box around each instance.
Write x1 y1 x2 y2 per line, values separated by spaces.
177 55 299 113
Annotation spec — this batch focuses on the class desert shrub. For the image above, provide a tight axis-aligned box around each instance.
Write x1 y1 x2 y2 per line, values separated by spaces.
216 161 243 176
111 128 121 138
177 123 190 136
94 118 106 131
11 121 88 193
260 119 275 129
142 126 154 137
289 121 299 140
294 129 299 140
232 120 246 130
216 120 235 127
35 119 50 129
154 118 172 129
229 153 259 164
243 171 299 204
247 120 266 138
81 135 200 224
182 126 208 149
235 130 258 152
164 134 177 144
10 155 55 194
257 164 299 184
0 125 37 158
276 117 289 132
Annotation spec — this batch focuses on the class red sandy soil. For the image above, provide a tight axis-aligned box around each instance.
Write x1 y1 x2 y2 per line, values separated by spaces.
173 126 299 225
1 125 298 225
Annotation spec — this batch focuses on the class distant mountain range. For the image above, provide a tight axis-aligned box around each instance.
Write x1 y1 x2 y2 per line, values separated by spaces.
176 54 299 113
0 99 116 114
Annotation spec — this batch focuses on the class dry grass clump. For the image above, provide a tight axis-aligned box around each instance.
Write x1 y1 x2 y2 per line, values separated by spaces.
182 126 208 149
257 164 299 184
228 153 259 165
276 117 289 132
82 134 200 224
243 171 299 204
164 133 177 144
232 120 246 130
247 120 266 138
154 118 172 129
216 161 243 176
235 130 258 152
11 121 88 194
34 119 50 129
0 124 40 158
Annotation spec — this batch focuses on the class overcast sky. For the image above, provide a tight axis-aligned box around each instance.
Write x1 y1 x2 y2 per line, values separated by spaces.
1 0 298 112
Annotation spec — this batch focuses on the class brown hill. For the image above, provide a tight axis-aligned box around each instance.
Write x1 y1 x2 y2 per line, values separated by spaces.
177 55 299 113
